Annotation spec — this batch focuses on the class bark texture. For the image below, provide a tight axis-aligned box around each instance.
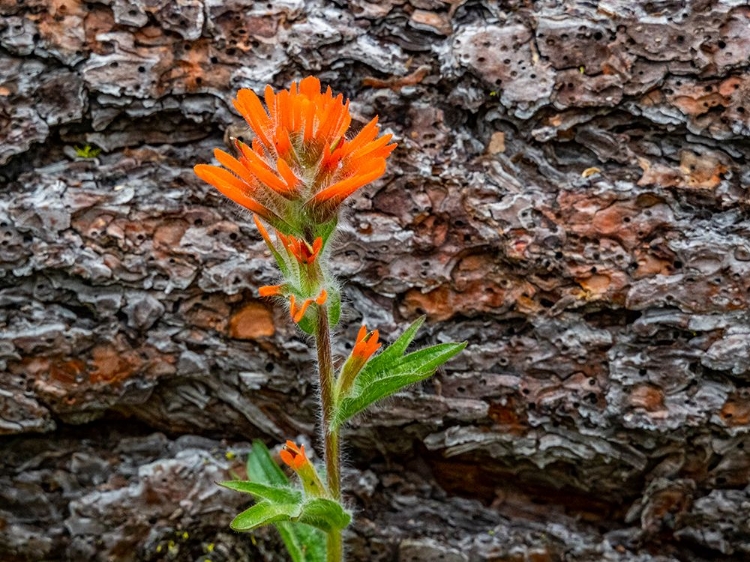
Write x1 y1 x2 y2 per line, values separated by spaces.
2 0 750 561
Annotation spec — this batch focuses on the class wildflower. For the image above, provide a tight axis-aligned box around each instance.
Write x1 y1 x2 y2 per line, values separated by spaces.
352 325 381 363
335 325 381 399
279 440 326 497
194 77 396 234
289 289 327 323
280 440 309 470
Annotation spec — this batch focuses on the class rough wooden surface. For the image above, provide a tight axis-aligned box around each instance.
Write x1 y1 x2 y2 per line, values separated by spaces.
1 0 749 561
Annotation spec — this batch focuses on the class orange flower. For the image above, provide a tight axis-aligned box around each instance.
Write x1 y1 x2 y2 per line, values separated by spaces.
289 289 327 323
280 440 308 470
335 325 381 398
285 235 323 265
194 77 396 230
279 440 327 497
351 325 381 363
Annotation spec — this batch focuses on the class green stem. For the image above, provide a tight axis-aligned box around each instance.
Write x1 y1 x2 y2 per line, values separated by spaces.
315 304 343 561
326 528 343 562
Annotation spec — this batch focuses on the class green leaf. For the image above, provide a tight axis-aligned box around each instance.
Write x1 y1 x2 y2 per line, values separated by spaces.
230 497 350 534
245 442 327 562
276 522 327 562
332 340 466 428
356 316 425 385
297 310 315 335
247 440 288 486
298 498 351 531
231 501 300 532
219 481 301 504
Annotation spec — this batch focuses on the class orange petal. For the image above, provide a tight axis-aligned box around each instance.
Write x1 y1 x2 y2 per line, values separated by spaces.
259 285 283 297
312 237 323 256
332 101 352 142
340 117 379 158
264 84 277 121
194 164 275 219
356 325 367 344
278 89 292 131
276 158 299 192
253 214 273 246
313 159 386 205
299 76 321 98
293 298 313 323
237 143 295 195
214 148 256 186
279 449 295 468
274 128 293 158
315 289 327 305
348 134 394 165
317 94 346 140
302 98 316 143
367 330 381 357
234 89 272 148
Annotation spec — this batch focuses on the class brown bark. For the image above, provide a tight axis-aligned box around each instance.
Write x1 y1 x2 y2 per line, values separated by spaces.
1 0 749 561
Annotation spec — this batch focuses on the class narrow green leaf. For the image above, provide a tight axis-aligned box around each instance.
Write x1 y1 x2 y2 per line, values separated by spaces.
247 440 288 486
276 522 327 562
360 316 425 382
219 481 301 504
332 341 466 428
230 501 300 532
297 498 352 532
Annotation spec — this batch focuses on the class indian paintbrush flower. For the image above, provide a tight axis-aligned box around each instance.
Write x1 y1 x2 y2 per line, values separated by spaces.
194 76 397 239
205 78 465 562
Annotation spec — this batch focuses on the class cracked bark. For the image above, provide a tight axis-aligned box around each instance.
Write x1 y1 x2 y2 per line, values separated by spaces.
1 1 749 561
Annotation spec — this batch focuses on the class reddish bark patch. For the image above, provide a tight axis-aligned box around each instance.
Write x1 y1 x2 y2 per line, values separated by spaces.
228 301 275 340
630 384 665 413
721 398 750 426
90 344 142 384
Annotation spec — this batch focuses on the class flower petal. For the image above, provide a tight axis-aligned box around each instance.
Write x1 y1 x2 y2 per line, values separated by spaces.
313 158 387 205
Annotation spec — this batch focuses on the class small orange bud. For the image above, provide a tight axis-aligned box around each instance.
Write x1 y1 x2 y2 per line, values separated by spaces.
280 440 308 470
335 324 381 400
284 236 323 265
352 325 381 363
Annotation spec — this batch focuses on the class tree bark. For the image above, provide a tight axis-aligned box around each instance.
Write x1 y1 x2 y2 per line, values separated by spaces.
1 0 749 561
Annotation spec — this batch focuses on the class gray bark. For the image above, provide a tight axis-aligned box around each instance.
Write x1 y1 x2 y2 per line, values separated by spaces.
1 0 749 561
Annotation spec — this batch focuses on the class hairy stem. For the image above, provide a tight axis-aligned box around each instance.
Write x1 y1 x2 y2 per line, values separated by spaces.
315 305 343 561
326 528 343 562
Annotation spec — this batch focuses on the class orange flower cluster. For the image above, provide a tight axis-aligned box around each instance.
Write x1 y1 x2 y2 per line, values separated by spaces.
252 214 329 324
194 77 396 231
